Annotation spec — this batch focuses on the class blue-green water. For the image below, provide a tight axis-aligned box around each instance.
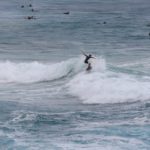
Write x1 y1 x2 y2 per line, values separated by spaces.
0 0 150 149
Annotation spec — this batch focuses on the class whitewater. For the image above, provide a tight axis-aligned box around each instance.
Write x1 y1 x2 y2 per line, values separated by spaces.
0 0 150 149
1 57 150 104
0 57 150 150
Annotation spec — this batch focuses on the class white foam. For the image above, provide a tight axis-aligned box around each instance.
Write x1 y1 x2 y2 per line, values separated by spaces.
68 58 150 104
0 58 83 83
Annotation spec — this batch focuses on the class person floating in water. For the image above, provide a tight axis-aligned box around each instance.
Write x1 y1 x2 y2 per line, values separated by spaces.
82 51 96 71
25 16 36 20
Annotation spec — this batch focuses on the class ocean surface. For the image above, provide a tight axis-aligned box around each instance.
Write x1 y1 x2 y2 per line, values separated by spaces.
0 0 150 149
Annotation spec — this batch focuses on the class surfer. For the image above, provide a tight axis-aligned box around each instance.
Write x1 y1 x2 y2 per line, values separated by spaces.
82 51 95 71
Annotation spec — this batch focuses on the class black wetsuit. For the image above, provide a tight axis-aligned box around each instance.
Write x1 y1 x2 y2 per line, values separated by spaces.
84 55 92 64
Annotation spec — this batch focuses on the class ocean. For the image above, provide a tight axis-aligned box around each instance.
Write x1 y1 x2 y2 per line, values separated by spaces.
0 0 150 149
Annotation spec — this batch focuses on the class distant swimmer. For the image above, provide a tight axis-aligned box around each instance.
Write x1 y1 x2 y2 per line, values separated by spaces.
82 51 96 71
64 11 70 15
25 16 36 20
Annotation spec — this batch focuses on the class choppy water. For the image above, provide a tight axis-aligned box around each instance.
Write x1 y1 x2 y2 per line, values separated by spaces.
0 0 150 149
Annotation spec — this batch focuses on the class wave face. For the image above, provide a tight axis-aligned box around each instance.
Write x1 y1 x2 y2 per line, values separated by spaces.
0 58 83 83
1 57 150 104
68 57 150 104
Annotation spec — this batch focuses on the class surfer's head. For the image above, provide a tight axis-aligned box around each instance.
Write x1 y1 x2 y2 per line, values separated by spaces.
89 54 92 57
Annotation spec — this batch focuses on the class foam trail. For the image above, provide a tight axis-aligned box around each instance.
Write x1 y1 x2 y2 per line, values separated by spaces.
0 58 83 83
68 58 150 104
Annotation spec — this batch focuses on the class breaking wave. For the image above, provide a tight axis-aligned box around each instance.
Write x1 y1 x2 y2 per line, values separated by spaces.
1 56 150 104
68 57 150 104
0 58 83 83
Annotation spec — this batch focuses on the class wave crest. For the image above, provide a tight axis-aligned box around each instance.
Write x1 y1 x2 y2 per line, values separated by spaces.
0 58 83 83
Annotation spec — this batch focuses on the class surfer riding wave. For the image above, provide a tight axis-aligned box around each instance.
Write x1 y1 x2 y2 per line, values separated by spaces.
82 51 96 71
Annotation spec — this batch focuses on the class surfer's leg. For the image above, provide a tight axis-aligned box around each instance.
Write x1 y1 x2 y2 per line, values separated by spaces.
86 63 92 71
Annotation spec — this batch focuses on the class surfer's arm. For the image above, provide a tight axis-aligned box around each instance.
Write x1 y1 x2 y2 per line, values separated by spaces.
91 56 96 59
81 51 88 57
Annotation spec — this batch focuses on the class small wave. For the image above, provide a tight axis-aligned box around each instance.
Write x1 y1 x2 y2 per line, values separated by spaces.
9 111 74 127
0 58 83 83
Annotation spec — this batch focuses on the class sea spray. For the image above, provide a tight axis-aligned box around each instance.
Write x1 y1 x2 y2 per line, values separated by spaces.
68 58 150 104
0 58 83 83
